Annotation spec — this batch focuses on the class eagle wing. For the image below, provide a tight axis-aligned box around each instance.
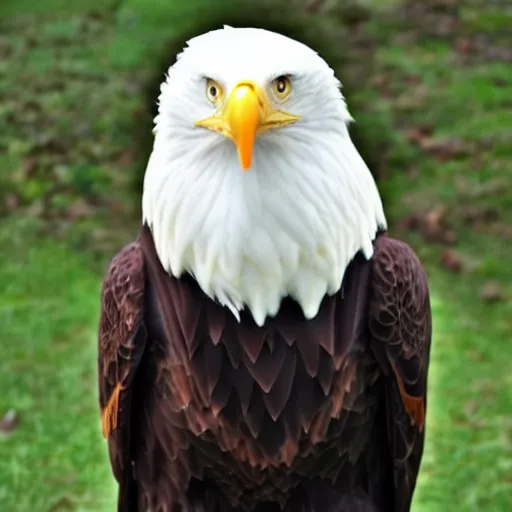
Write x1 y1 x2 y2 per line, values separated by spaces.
98 241 147 505
369 236 432 512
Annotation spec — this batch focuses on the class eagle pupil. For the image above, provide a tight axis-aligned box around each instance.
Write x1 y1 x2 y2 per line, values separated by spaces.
209 86 217 98
277 80 285 93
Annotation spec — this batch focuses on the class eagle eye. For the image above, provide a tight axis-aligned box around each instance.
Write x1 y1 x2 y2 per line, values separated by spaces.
206 78 223 104
272 75 292 100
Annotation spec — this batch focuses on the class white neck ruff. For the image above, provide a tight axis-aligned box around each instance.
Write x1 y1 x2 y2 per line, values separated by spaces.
142 124 386 327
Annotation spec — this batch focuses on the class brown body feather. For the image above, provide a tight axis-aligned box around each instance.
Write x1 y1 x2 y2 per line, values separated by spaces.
98 226 431 512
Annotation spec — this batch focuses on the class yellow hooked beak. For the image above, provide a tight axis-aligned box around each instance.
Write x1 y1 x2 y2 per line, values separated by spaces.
194 81 300 170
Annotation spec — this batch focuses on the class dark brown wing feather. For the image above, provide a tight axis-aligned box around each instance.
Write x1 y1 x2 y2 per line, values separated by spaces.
97 241 147 510
369 235 432 512
99 229 430 512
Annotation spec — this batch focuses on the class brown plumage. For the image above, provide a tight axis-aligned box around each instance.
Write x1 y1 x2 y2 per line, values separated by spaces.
98 225 431 512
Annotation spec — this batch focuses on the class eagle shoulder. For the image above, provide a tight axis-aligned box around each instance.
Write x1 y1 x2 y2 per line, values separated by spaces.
370 235 431 426
98 240 147 481
369 235 432 511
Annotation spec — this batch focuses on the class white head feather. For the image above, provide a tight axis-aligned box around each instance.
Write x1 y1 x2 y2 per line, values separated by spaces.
142 27 387 326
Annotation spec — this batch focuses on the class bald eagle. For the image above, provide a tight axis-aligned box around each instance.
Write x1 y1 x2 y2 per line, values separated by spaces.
98 27 431 512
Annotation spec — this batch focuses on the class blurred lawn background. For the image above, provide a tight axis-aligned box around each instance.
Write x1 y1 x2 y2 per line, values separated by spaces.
0 0 511 510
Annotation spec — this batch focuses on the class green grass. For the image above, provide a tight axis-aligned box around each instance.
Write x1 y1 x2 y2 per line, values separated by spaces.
0 219 114 511
0 0 511 510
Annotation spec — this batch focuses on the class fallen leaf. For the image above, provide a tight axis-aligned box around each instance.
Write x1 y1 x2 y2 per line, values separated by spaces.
420 137 475 161
397 212 421 232
440 249 463 272
0 410 19 433
398 205 457 244
423 205 449 242
479 281 503 303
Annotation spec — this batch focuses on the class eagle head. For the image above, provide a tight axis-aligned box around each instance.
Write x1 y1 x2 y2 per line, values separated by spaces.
142 27 386 326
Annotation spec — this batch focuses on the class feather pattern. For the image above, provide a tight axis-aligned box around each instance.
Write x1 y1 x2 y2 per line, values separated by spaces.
97 241 147 511
368 236 432 512
98 228 431 512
